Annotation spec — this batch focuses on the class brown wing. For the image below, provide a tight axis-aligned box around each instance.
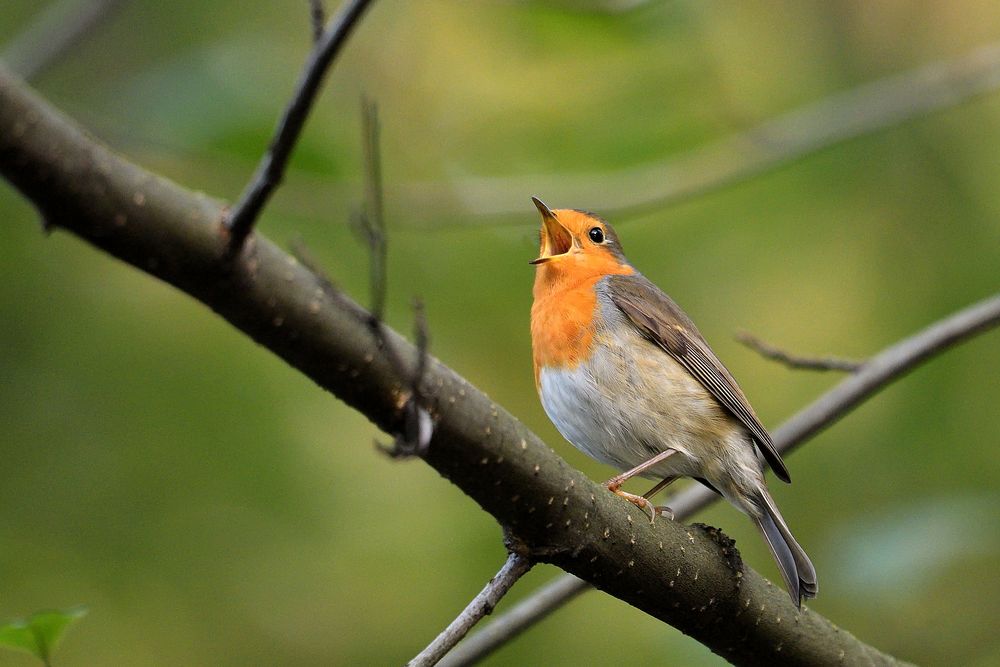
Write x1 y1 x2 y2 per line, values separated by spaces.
607 274 790 483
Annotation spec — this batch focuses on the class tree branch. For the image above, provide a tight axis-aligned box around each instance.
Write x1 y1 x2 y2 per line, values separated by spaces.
0 66 922 665
223 0 377 252
437 572 589 667
408 552 533 667
735 330 864 372
447 291 1000 663
352 97 432 456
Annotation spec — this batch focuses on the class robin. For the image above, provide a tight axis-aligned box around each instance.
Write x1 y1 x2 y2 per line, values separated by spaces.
529 197 817 607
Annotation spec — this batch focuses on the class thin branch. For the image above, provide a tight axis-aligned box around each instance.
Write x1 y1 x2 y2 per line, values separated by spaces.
1 0 127 82
735 330 864 372
0 65 930 666
437 573 588 667
449 292 1000 663
355 97 388 321
397 41 1000 226
408 552 533 667
352 98 431 457
224 0 377 252
308 0 326 43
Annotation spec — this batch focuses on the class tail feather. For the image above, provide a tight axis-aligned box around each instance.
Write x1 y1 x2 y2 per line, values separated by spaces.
754 491 818 608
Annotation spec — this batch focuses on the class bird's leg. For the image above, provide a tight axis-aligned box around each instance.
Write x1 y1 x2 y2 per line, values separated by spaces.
642 476 678 520
604 449 677 523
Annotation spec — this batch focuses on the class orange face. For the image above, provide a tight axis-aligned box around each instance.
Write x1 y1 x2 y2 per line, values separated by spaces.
530 198 632 283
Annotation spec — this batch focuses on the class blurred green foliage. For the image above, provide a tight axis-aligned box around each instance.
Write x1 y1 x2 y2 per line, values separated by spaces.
0 607 87 665
2 1 999 665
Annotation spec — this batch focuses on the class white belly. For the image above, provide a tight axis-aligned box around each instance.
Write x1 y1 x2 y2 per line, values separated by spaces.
538 336 765 504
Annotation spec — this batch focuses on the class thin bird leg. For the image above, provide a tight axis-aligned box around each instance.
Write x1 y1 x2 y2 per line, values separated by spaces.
642 476 677 499
642 476 678 520
603 449 677 523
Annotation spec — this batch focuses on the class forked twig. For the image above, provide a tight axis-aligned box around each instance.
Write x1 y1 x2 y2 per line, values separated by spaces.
442 293 1000 665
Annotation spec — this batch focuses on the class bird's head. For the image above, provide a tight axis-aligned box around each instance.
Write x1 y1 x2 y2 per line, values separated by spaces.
530 196 630 279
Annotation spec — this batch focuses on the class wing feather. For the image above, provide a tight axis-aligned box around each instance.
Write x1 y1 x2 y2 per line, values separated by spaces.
607 274 790 483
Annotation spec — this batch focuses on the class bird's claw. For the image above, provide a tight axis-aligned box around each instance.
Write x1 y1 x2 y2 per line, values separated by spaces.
654 505 675 521
610 488 658 524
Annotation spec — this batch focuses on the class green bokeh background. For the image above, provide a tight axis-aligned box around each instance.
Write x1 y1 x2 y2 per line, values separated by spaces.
2 1 999 664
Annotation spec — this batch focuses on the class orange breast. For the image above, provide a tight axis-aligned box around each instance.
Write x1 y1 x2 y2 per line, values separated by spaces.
531 258 634 388
531 278 600 387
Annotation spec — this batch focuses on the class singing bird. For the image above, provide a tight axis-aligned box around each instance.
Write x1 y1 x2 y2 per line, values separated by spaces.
528 197 817 607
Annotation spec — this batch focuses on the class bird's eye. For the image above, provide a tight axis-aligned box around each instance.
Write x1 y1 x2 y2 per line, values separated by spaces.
588 227 605 244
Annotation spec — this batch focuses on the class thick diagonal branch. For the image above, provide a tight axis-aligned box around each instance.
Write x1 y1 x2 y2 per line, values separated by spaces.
0 66 912 666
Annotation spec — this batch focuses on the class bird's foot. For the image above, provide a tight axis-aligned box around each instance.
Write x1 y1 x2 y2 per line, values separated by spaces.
609 487 657 523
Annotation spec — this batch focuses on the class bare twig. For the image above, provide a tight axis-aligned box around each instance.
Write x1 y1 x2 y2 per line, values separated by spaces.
354 98 400 369
224 0 377 252
353 99 432 457
355 97 388 321
447 292 1000 664
308 0 326 43
399 41 1000 226
408 552 533 667
736 330 865 372
1 0 127 82
437 573 588 667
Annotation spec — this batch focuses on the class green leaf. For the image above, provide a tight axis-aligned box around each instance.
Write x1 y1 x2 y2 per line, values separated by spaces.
0 606 87 665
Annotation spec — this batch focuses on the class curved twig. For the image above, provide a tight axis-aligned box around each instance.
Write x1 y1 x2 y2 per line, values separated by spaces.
735 330 864 372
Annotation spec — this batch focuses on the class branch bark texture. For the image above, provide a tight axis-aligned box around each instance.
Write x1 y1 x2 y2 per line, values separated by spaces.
0 66 907 666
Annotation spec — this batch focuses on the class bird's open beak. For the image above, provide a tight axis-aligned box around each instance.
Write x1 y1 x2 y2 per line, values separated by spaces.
530 196 572 265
